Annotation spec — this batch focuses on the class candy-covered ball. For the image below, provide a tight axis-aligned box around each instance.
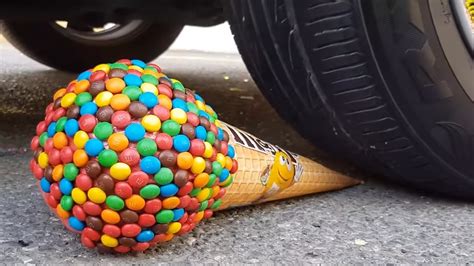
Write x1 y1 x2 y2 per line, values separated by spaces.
30 59 238 253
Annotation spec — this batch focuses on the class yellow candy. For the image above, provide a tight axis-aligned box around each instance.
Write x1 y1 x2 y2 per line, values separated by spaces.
101 234 118 248
195 100 205 111
73 131 89 149
205 105 215 116
95 91 113 107
53 88 66 100
141 115 161 132
203 142 213 158
61 92 76 108
170 108 187 124
93 63 110 73
141 82 158 95
71 188 87 204
197 188 212 202
214 120 222 127
225 156 233 170
167 222 182 234
191 157 206 174
129 65 143 72
87 187 106 204
143 69 159 78
110 162 131 180
216 153 226 167
37 152 49 168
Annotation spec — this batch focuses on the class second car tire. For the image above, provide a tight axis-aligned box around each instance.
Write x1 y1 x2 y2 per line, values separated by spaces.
224 0 474 198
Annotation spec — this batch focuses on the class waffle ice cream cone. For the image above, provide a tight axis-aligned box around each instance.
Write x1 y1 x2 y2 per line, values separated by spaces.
218 122 361 210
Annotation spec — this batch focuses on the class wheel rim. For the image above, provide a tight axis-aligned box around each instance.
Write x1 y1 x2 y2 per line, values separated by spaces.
450 0 473 56
50 20 151 45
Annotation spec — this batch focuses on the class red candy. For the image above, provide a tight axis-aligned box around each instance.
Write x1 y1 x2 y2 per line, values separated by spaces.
103 224 121 238
114 182 133 199
127 171 149 189
138 214 155 227
79 114 97 132
111 111 132 129
144 199 162 214
121 224 141 237
83 201 102 216
119 148 140 166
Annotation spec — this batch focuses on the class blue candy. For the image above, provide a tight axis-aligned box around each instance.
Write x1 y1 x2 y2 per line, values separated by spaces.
125 123 146 142
77 70 91 81
80 102 98 115
172 208 185 221
64 119 79 137
198 110 210 119
172 98 188 111
84 139 104 156
139 92 158 108
68 217 85 231
217 128 224 141
219 168 230 182
140 156 161 174
131 59 146 68
47 122 57 137
194 93 204 102
40 178 50 193
124 74 143 86
227 145 235 159
173 134 190 152
136 230 154 242
195 126 207 140
160 184 179 197
59 178 73 195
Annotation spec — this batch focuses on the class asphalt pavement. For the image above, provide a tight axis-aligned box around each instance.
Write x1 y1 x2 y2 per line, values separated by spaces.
1 37 474 264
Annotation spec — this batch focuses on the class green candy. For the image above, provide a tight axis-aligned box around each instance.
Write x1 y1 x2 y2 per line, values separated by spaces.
123 86 142 101
93 122 113 140
64 163 79 181
199 200 209 211
141 74 158 85
39 132 48 147
110 63 128 71
211 162 222 176
144 66 157 72
172 81 185 92
98 149 118 167
156 210 174 224
190 188 201 197
221 175 234 187
209 116 216 123
206 174 217 188
161 120 181 136
106 195 125 211
60 195 73 211
55 117 67 132
74 92 92 106
211 199 222 210
206 131 216 145
140 184 161 199
137 138 157 157
154 168 174 185
187 102 199 114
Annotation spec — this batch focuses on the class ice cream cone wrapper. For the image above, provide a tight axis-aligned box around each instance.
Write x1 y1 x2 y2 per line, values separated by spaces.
217 122 361 210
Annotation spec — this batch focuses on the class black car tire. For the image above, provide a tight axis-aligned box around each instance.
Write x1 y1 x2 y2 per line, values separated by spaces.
224 0 474 198
1 20 183 72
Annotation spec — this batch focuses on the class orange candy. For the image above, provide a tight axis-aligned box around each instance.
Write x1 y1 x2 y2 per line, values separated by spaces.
107 133 129 152
158 95 172 110
110 94 131 110
56 205 70 219
53 132 68 149
225 156 233 170
177 152 193 169
74 80 90 93
125 195 146 211
73 149 89 167
101 209 121 224
53 88 66 100
194 173 210 188
162 197 180 209
194 211 205 222
211 185 220 198
105 78 126 93
52 164 64 182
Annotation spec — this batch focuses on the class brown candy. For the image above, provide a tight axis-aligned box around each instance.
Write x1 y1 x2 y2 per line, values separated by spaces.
120 210 139 224
53 98 62 110
108 68 127 79
95 174 115 194
173 90 186 100
223 130 230 142
89 81 105 96
86 216 103 231
214 139 222 153
96 106 114 122
152 224 169 234
181 123 195 139
85 161 101 179
174 170 189 187
66 105 80 119
199 117 211 130
158 150 177 168
119 237 137 247
204 160 213 174
43 166 53 182
128 102 148 118
185 88 195 97
96 243 113 254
